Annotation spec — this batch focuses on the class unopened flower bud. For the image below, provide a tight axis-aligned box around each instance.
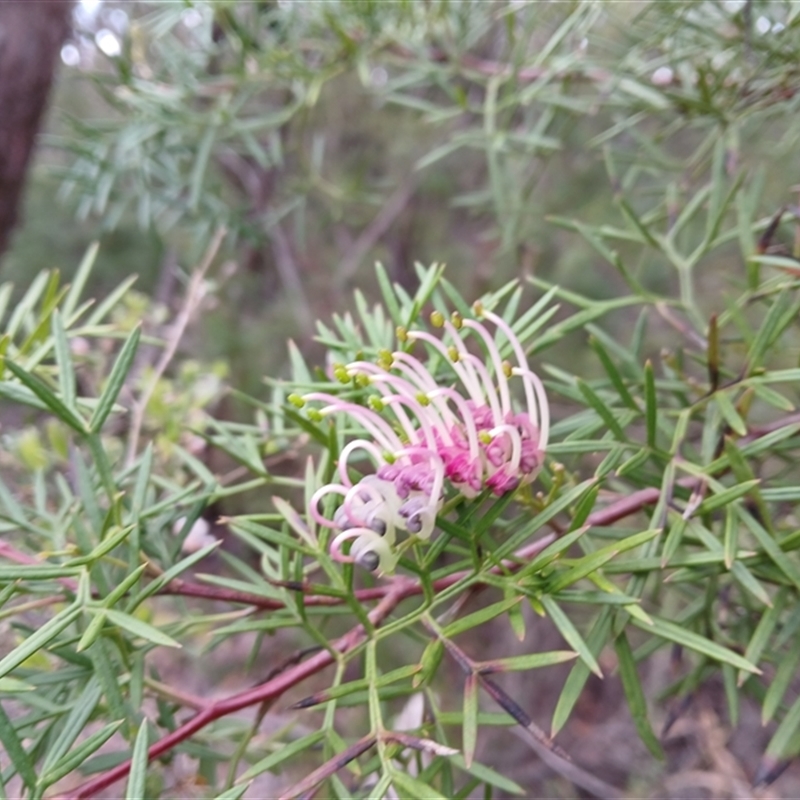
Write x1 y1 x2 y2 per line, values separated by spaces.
378 349 393 369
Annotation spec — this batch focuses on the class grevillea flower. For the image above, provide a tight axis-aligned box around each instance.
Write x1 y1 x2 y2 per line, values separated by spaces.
289 303 549 574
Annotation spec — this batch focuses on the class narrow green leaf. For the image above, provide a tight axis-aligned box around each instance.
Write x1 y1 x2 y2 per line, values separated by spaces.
77 609 108 652
547 529 659 593
731 561 772 608
660 514 688 567
552 608 613 735
0 605 81 679
0 282 13 328
65 525 135 567
130 443 153 518
577 379 627 441
722 663 739 728
86 274 138 326
125 722 151 800
449 754 525 795
0 702 37 789
239 730 327 782
392 770 448 800
272 496 317 549
614 632 663 758
739 589 785 686
6 270 48 338
294 665 420 708
415 639 444 689
738 508 800 591
540 595 601 677
616 447 650 477
52 310 77 411
442 598 523 639
630 614 760 674
462 673 479 769
506 594 526 641
129 541 222 608
714 391 746 436
697 479 760 515
41 677 102 775
374 262 402 324
766 694 800 760
211 785 249 800
0 565 82 581
63 242 99 319
90 325 140 432
102 564 147 609
644 360 656 448
88 639 127 722
477 651 577 673
496 479 597 560
189 127 215 211
618 196 663 248
0 678 34 692
763 640 800 725
723 504 737 569
746 289 795 374
750 382 794 411
38 720 124 790
589 336 639 411
3 360 86 432
104 609 182 648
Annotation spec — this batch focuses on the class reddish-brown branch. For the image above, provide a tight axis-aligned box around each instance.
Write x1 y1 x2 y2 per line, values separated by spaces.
12 414 800 797
66 579 417 799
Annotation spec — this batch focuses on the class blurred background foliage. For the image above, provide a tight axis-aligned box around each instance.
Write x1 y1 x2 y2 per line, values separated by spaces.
4 0 800 796
5 0 799 395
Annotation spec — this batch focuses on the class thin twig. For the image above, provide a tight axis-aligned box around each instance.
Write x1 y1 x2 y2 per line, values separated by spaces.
510 725 626 800
278 735 377 800
124 226 227 467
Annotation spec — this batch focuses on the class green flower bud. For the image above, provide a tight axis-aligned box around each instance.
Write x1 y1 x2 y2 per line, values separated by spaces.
377 349 394 369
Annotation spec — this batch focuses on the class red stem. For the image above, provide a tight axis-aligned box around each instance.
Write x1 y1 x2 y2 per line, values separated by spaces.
66 580 417 799
21 414 800 798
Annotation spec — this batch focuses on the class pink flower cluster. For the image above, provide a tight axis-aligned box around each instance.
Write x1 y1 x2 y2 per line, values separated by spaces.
290 304 549 574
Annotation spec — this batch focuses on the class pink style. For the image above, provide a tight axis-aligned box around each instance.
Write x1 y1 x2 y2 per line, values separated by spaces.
290 303 549 575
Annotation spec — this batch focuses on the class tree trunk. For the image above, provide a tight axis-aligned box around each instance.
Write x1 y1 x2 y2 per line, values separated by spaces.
0 1 72 258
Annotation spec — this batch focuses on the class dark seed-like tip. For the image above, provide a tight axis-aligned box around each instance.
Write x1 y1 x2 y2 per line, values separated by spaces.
358 551 380 571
